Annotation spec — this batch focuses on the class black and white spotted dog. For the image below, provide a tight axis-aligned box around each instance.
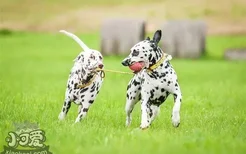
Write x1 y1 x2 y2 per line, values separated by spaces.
121 30 182 129
58 30 104 123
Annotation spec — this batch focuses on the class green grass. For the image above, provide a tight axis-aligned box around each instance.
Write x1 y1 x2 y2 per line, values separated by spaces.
206 35 246 58
0 32 246 154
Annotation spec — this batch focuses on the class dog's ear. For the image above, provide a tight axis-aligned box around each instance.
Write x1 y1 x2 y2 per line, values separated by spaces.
146 36 150 41
153 30 162 44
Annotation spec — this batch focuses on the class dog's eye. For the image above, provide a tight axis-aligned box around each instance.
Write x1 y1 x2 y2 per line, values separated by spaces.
89 54 95 59
99 56 103 60
132 50 139 56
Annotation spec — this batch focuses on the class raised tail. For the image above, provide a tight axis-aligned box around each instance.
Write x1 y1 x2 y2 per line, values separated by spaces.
59 30 90 52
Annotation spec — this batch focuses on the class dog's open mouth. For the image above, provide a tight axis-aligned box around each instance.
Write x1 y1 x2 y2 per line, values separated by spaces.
129 61 145 73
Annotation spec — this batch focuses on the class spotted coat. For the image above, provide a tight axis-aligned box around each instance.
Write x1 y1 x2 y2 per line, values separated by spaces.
122 30 182 129
58 30 104 123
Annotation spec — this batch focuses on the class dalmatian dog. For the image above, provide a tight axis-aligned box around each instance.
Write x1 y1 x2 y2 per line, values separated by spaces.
121 30 182 129
58 30 104 123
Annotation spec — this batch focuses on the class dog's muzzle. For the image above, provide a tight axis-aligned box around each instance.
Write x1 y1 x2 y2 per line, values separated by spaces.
121 58 131 66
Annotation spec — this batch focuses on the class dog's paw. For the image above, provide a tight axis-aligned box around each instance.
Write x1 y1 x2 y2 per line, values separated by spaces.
140 122 150 130
58 112 66 120
75 117 81 123
172 113 180 127
126 117 132 127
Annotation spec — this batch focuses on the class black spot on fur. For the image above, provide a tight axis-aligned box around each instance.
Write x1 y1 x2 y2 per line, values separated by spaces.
159 73 166 78
158 96 166 102
80 87 88 93
132 80 140 86
89 100 94 104
150 90 155 100
91 83 96 90
83 108 89 112
66 104 71 114
73 95 77 100
74 83 78 88
82 68 86 75
127 84 131 90
148 72 158 79
90 87 96 93
174 94 177 100
96 87 99 91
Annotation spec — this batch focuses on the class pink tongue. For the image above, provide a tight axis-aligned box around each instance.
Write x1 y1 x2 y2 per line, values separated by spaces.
129 62 144 72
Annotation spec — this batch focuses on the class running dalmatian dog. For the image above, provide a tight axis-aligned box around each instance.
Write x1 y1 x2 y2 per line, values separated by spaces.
121 30 182 129
58 30 104 123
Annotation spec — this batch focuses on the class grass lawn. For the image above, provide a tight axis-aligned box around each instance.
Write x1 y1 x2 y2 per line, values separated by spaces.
0 32 246 154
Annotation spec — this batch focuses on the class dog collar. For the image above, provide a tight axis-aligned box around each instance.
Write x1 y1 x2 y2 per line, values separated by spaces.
147 53 166 72
77 70 105 89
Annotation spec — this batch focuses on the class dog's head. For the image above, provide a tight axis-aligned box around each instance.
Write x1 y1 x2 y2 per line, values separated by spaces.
74 49 104 77
122 30 165 73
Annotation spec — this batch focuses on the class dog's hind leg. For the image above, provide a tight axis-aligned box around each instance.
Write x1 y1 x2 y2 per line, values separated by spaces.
125 78 141 127
58 98 72 120
75 101 93 123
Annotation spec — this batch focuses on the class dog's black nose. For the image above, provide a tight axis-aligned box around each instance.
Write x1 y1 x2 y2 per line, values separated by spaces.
98 64 104 69
122 59 130 66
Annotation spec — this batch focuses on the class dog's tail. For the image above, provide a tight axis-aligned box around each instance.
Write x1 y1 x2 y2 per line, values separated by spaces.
59 30 90 52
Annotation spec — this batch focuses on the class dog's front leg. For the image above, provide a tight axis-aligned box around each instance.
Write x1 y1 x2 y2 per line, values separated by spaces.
149 105 160 123
58 98 72 120
140 100 151 130
171 85 182 127
125 77 141 127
